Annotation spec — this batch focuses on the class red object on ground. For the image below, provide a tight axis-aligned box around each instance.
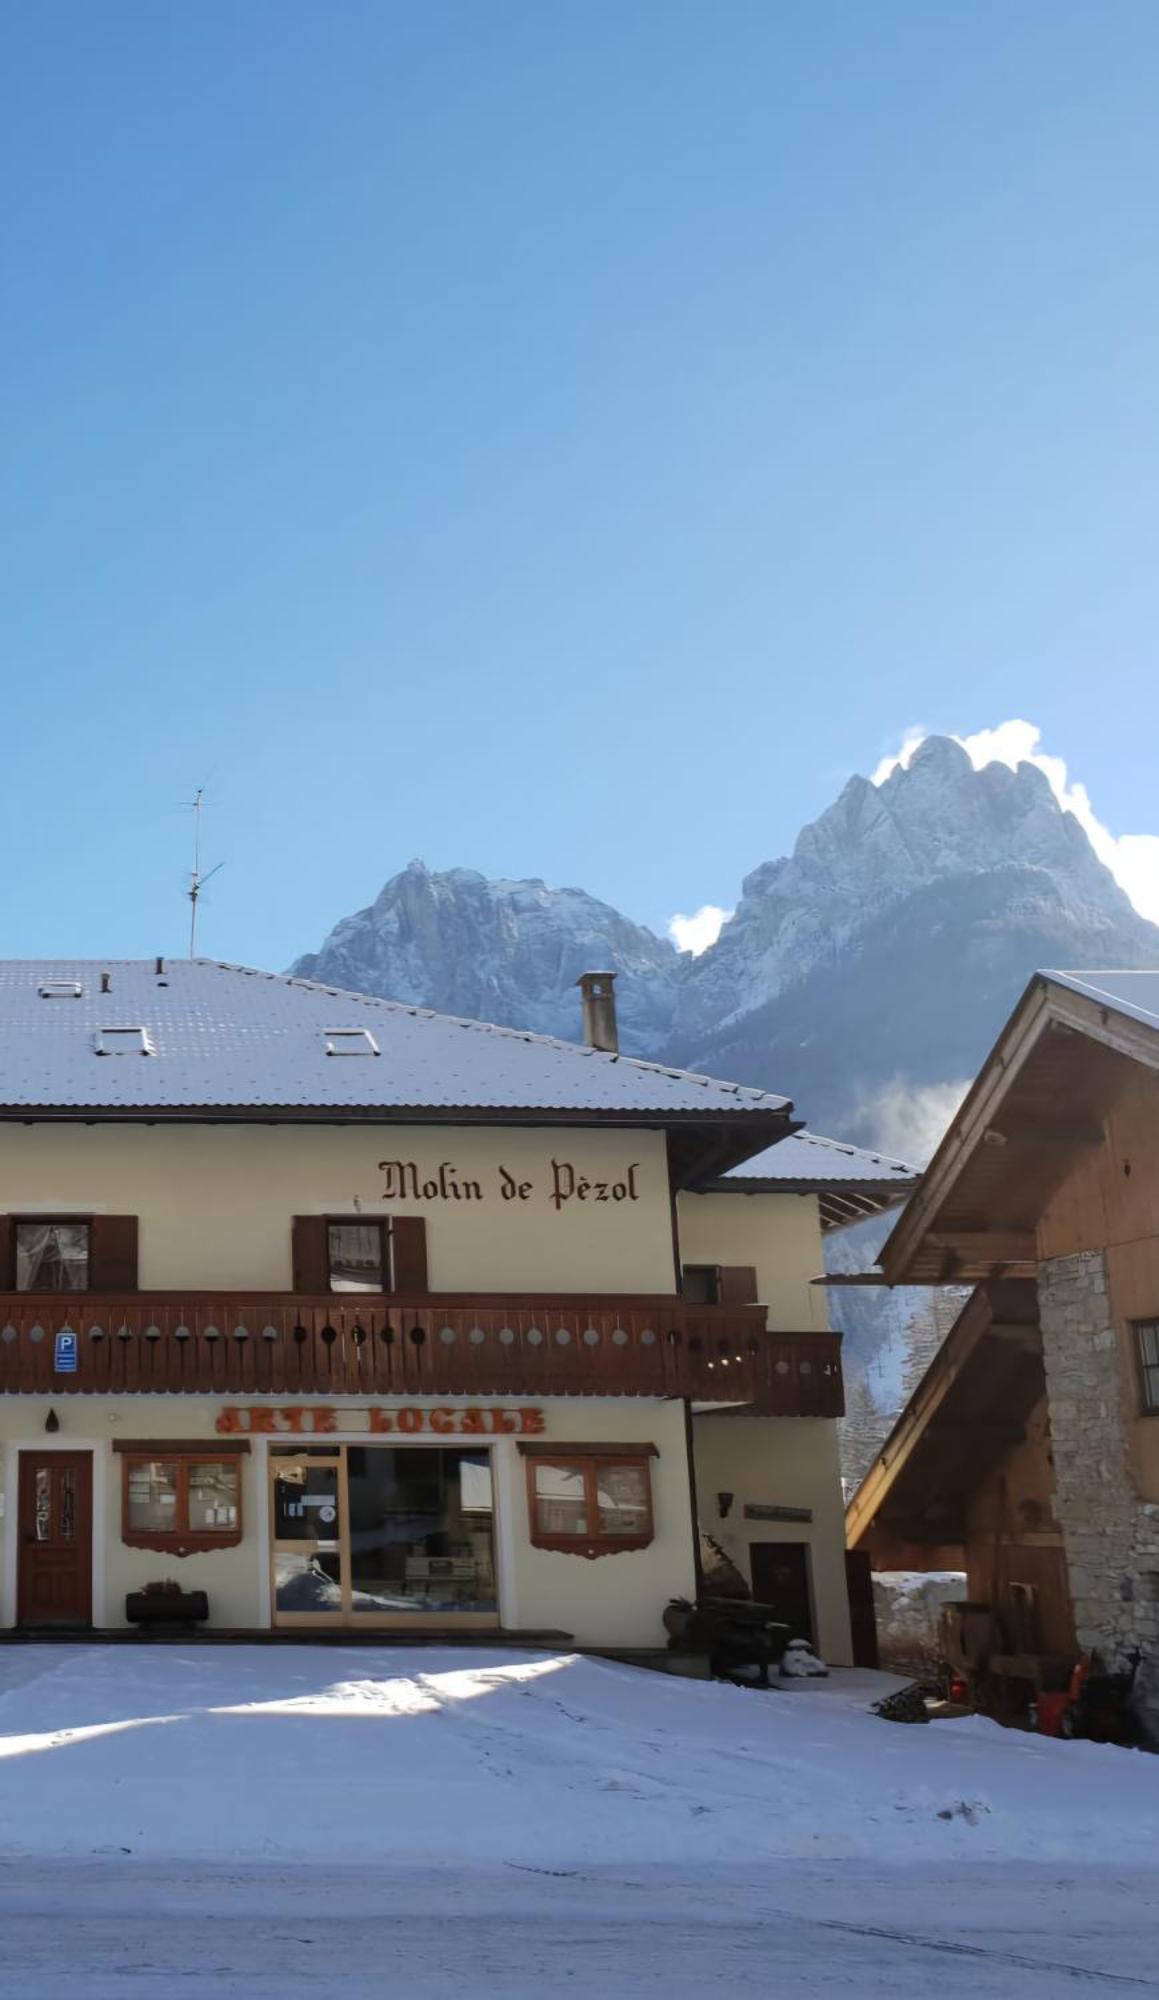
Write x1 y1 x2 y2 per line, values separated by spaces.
1034 1692 1071 1736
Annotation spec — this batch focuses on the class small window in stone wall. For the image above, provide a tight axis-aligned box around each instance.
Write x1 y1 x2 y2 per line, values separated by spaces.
1134 1320 1159 1413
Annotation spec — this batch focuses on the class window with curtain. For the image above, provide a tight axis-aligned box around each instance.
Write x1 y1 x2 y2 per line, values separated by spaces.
328 1221 389 1292
525 1453 654 1557
15 1221 90 1292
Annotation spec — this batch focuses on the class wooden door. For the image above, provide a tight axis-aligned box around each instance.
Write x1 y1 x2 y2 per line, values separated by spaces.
750 1541 814 1645
844 1548 880 1668
18 1452 93 1627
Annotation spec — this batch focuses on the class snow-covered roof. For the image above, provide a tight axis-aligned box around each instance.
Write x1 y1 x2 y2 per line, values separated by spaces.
1044 968 1159 1035
703 1130 918 1229
0 960 792 1125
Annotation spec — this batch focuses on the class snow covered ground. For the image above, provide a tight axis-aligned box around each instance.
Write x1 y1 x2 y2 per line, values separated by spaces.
0 1644 1155 1994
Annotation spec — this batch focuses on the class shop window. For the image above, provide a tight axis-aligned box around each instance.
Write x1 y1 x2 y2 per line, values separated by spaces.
522 1448 655 1558
120 1451 244 1554
15 1220 90 1292
1135 1320 1159 1413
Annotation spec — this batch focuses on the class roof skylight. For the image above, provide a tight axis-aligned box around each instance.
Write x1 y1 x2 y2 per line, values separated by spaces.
325 1029 380 1056
93 1027 154 1057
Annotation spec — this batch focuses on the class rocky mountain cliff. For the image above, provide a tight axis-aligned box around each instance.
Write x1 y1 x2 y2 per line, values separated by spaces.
291 860 681 1054
292 739 1159 1153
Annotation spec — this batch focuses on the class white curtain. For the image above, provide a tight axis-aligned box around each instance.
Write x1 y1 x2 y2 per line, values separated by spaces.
16 1223 88 1291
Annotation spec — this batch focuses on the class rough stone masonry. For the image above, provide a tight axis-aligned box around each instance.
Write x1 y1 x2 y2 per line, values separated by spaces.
1038 1249 1159 1727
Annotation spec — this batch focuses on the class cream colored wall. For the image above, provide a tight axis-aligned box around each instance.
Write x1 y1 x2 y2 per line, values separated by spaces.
692 1415 853 1665
0 1393 693 1645
676 1191 830 1331
504 1399 694 1646
0 1125 676 1295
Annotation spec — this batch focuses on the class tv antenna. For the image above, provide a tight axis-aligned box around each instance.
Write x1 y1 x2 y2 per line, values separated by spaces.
187 787 225 957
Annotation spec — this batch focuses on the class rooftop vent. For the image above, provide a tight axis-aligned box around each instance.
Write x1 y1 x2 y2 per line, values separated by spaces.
93 1027 154 1057
38 981 83 1000
324 1030 380 1057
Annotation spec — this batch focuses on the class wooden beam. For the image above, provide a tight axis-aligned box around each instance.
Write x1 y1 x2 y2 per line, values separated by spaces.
931 1231 1037 1261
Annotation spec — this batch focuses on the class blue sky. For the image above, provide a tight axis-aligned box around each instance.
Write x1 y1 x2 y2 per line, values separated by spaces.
2 0 1157 965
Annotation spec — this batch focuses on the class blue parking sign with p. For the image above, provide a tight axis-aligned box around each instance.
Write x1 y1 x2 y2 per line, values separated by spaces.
54 1328 78 1374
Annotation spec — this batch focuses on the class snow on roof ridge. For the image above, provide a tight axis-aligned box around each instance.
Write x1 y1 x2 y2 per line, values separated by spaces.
202 957 790 1107
790 1129 918 1173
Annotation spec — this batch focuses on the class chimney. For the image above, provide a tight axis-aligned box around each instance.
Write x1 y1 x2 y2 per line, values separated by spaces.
577 970 619 1054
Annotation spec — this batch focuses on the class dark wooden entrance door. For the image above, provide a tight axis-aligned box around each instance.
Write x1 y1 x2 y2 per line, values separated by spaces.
18 1451 93 1627
844 1548 880 1668
750 1541 813 1645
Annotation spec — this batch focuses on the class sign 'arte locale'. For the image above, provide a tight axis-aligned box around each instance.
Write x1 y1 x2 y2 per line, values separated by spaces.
217 1404 547 1436
378 1158 642 1210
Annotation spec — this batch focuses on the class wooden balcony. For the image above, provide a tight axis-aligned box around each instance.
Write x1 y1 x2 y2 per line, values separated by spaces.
0 1295 843 1417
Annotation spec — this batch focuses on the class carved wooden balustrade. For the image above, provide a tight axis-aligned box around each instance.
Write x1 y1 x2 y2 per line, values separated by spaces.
0 1295 844 1416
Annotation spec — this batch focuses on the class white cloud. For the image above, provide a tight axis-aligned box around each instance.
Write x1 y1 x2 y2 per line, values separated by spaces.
668 904 732 955
873 718 1159 925
853 1077 970 1167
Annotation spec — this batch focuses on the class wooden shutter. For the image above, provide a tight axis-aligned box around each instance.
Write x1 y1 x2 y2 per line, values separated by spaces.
718 1265 759 1307
291 1216 330 1294
0 1215 11 1290
89 1215 139 1292
391 1216 428 1295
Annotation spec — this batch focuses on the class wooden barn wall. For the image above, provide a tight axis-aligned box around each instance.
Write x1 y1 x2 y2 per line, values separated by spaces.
962 1393 1076 1657
1037 1070 1159 1263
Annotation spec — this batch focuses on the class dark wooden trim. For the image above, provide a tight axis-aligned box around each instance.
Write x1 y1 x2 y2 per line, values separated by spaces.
112 1437 251 1454
291 1216 329 1294
391 1216 428 1294
683 1395 704 1598
120 1449 244 1556
524 1450 655 1560
89 1215 139 1292
719 1265 759 1307
517 1441 660 1458
0 1293 840 1415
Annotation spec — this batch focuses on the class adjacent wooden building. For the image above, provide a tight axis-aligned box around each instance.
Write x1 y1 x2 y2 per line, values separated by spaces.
848 970 1159 1719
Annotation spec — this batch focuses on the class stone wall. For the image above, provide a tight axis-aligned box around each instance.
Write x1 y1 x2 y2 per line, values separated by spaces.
1038 1249 1159 1728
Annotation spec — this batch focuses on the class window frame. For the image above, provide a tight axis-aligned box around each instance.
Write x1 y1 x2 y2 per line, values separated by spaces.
120 1449 245 1555
1134 1318 1159 1416
12 1215 92 1294
523 1448 656 1559
325 1215 393 1295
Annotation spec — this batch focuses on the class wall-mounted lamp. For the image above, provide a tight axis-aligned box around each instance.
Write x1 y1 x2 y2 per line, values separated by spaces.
717 1490 734 1520
44 1409 60 1434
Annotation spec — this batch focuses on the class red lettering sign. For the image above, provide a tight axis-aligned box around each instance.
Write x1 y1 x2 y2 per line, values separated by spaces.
217 1403 545 1436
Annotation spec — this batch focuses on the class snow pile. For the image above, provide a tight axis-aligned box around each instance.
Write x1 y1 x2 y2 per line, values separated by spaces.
0 1646 1156 1870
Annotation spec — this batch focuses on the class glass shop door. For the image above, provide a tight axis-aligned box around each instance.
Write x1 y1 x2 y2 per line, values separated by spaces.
269 1452 347 1624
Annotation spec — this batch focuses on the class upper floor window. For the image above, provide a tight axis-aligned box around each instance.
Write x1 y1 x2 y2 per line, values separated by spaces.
291 1214 427 1295
1136 1320 1159 1413
15 1220 90 1292
328 1220 390 1293
681 1264 759 1307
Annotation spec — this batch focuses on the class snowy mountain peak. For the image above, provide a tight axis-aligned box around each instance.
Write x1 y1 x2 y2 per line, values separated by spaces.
291 860 680 1048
